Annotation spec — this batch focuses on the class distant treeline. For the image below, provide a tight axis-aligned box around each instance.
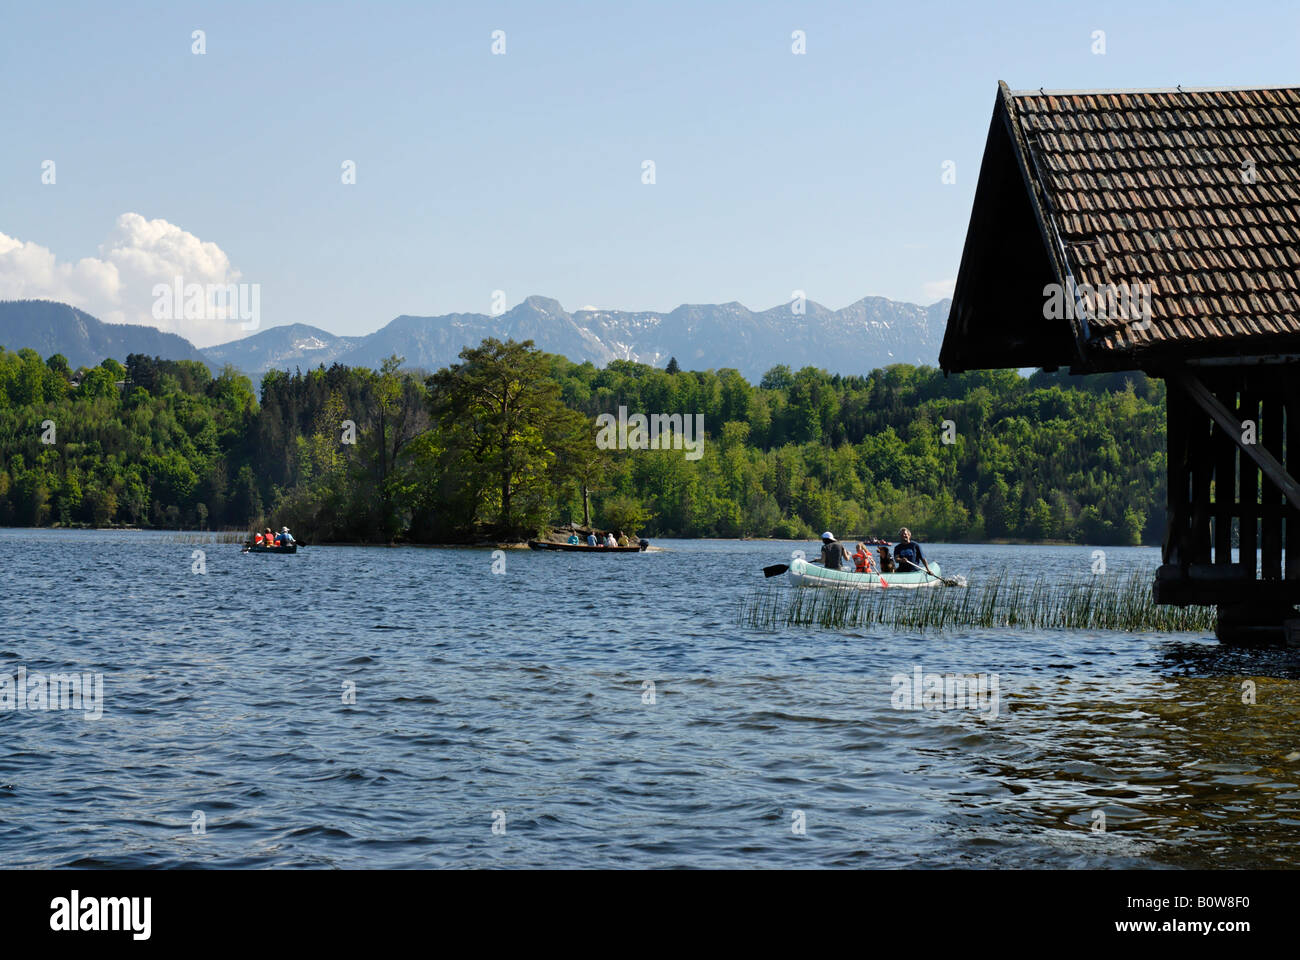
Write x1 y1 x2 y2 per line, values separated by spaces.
0 340 1165 544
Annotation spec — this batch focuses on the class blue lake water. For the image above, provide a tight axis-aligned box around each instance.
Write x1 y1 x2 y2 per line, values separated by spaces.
1 530 1298 868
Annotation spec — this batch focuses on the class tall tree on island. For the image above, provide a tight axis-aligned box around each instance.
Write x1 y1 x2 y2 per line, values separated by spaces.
426 338 589 538
368 355 430 540
570 441 613 530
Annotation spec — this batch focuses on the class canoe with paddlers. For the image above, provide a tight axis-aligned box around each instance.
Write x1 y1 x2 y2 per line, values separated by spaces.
243 542 298 554
244 525 300 553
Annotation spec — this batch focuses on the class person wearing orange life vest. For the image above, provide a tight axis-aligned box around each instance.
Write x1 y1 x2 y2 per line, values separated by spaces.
852 542 875 573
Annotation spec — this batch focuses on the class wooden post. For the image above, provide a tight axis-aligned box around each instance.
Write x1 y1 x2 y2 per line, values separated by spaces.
1164 378 1190 568
1240 385 1258 578
1263 392 1284 579
1190 394 1213 564
1288 376 1300 580
1213 375 1236 567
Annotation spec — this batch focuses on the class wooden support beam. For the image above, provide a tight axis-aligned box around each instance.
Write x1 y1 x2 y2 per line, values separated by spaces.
1192 416 1214 564
1263 394 1284 579
1240 386 1259 577
1155 564 1300 606
1288 377 1300 580
1212 378 1236 566
1174 372 1300 513
1164 382 1190 567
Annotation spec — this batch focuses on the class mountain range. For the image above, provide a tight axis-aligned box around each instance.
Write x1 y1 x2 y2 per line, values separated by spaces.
0 300 209 371
1 295 951 382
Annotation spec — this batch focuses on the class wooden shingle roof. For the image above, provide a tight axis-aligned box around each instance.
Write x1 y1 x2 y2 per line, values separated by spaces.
940 82 1300 373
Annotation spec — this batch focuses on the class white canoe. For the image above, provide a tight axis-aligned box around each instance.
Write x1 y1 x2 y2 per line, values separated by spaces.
788 557 942 589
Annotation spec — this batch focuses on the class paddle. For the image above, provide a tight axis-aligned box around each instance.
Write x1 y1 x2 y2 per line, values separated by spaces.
919 567 965 587
762 557 824 578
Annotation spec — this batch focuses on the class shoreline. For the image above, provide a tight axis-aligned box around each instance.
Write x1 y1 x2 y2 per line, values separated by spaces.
5 527 1158 549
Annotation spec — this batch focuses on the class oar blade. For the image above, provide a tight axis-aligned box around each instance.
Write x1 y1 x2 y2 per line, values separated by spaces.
762 563 790 578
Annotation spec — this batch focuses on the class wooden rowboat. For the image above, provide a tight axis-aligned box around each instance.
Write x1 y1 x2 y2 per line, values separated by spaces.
528 539 647 553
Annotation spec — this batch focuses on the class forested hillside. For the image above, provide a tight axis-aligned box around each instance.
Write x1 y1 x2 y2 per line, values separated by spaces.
0 341 1165 544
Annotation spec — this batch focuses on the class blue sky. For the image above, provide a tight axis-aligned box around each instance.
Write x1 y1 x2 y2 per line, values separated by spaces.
2 0 1297 345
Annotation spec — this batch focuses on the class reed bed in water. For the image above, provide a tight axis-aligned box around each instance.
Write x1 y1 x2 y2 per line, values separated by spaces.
738 566 1216 633
160 531 250 544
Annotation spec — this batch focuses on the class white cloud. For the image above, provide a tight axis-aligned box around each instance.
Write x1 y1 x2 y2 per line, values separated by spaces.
922 278 955 302
0 213 249 347
0 232 121 307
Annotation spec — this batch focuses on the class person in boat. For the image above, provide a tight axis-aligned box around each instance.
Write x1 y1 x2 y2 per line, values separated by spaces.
877 545 896 573
567 532 580 545
852 541 875 573
617 532 629 547
893 527 933 575
605 532 618 548
253 530 264 546
820 531 851 571
586 532 597 546
279 526 295 546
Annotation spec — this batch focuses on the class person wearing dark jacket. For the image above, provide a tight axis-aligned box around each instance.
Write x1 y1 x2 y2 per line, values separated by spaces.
892 527 933 575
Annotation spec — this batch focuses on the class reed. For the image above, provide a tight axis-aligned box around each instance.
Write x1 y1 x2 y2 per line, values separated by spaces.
738 566 1216 634
159 531 250 544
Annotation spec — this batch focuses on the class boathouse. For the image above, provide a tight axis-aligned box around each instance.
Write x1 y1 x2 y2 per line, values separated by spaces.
940 82 1300 643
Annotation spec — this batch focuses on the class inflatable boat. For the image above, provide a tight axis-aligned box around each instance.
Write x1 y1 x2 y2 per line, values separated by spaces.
787 556 941 589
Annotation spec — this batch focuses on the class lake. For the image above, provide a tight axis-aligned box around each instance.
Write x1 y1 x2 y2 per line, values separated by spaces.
1 530 1297 868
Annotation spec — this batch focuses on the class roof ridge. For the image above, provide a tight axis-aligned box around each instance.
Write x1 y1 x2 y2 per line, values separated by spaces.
1011 83 1300 96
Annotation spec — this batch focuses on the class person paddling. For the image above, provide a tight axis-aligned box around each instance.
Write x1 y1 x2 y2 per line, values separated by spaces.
893 527 934 576
820 531 851 571
877 545 895 573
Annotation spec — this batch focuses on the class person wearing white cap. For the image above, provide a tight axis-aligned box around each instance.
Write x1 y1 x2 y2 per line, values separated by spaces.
819 531 851 571
279 526 295 546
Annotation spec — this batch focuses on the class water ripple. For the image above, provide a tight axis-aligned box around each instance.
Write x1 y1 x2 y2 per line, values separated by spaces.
0 532 1297 867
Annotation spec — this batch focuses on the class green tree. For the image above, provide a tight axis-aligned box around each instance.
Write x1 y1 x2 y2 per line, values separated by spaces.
426 338 590 537
367 355 429 540
599 494 654 536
